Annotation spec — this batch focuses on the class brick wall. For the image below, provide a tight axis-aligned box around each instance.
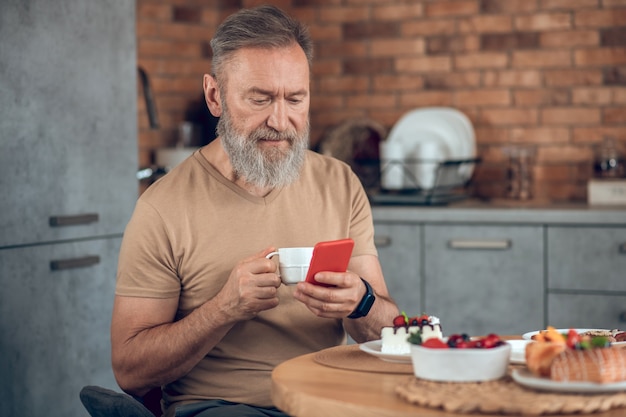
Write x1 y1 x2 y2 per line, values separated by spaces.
136 0 626 201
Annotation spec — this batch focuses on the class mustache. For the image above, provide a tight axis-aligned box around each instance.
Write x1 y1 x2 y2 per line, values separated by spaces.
249 127 298 143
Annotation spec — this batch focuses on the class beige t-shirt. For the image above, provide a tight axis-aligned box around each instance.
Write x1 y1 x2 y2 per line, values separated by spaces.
116 149 377 413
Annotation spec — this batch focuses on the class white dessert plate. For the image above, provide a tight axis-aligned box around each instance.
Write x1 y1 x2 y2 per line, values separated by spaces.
507 339 531 364
511 368 626 393
359 340 412 364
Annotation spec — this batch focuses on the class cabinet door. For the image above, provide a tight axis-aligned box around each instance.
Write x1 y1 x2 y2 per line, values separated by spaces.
547 226 626 292
424 225 544 336
0 0 137 247
374 223 422 314
548 293 626 330
0 238 121 417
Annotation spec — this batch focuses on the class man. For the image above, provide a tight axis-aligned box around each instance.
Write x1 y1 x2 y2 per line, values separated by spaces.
111 5 399 417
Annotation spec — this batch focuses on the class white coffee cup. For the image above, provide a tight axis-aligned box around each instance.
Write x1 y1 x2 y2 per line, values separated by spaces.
380 140 405 190
266 247 314 285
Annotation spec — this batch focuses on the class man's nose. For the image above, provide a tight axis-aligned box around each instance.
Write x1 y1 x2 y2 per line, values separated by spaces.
267 100 289 132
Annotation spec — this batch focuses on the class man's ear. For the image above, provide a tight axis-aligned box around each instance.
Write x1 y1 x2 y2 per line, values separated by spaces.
203 74 222 117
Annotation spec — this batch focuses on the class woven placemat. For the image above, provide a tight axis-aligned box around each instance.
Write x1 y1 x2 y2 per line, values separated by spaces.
313 344 413 374
395 370 626 415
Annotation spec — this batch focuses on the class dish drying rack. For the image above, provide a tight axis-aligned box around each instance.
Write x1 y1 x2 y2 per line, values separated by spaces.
354 157 480 206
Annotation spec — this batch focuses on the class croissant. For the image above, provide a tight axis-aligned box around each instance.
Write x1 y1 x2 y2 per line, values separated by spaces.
525 341 566 377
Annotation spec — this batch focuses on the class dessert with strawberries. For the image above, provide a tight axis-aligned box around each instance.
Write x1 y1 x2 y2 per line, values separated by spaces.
381 313 442 354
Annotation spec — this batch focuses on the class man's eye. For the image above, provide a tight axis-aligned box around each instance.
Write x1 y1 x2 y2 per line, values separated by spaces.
251 98 270 105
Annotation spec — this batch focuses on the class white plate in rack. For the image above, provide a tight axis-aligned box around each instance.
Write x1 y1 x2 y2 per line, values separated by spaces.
359 340 412 364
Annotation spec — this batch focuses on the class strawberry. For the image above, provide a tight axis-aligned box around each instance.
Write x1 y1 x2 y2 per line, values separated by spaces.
566 329 580 349
422 338 449 349
392 314 407 327
482 333 502 349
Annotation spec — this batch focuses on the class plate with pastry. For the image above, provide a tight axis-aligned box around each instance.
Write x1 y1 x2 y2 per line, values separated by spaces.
517 326 626 393
512 368 626 393
523 328 626 343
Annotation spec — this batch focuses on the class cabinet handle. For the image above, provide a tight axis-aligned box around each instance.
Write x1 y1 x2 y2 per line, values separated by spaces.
448 239 511 250
374 236 392 247
619 243 626 254
50 255 100 271
49 213 99 227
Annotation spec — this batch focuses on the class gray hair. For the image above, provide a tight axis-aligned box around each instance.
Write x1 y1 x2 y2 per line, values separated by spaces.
209 5 313 84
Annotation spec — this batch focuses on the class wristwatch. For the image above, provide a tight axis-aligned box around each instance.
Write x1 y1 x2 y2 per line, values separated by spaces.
347 277 375 319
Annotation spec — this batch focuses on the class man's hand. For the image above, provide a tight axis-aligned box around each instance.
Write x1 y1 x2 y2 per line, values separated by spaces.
213 247 282 322
292 271 365 318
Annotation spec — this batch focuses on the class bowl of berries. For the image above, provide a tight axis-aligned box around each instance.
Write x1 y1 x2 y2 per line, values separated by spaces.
408 332 511 382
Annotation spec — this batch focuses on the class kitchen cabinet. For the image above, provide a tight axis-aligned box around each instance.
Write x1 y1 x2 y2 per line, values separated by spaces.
372 202 626 337
0 1 137 416
374 223 423 314
423 225 544 336
0 238 121 417
546 226 626 328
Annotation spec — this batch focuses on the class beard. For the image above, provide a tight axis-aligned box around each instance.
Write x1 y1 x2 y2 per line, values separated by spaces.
217 102 310 189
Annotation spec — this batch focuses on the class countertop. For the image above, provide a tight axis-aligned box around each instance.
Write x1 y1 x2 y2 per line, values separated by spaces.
371 199 626 226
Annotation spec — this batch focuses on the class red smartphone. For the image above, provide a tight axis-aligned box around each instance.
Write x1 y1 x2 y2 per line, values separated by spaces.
305 238 355 287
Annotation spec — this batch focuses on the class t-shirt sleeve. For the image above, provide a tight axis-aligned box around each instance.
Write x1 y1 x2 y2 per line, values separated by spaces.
115 198 182 299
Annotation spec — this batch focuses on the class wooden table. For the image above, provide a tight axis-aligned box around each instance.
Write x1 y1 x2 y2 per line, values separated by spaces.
271 345 626 417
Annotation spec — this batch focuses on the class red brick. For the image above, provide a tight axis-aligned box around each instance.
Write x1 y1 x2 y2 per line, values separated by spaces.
480 109 539 125
512 50 572 68
541 107 601 125
575 48 626 66
539 0 599 9
537 145 593 163
540 30 599 48
614 88 626 103
572 126 626 143
474 127 512 145
455 89 511 106
371 39 425 57
481 32 540 51
312 59 343 76
402 19 457 37
456 52 508 69
428 36 477 54
309 24 342 41
139 40 203 58
396 56 452 73
346 94 396 109
318 76 370 93
604 107 626 124
400 91 454 107
601 27 626 47
514 90 570 106
575 9 626 27
319 6 369 23
572 87 613 105
373 74 425 91
343 22 398 39
137 3 172 21
423 72 482 89
483 70 542 87
604 67 626 86
315 41 368 59
426 0 480 17
603 0 626 5
159 23 212 42
373 4 424 20
514 12 572 31
343 58 394 75
310 94 343 112
136 21 160 38
544 69 604 86
481 0 539 13
173 6 202 23
458 15 514 33
510 127 570 144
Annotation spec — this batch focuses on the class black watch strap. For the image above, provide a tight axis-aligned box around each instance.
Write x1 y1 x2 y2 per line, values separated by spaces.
347 277 375 319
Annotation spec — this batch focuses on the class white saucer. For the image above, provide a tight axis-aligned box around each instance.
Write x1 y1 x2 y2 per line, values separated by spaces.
359 340 412 364
522 329 610 340
512 368 626 393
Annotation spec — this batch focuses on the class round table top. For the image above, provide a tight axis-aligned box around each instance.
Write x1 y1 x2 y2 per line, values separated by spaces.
271 344 626 417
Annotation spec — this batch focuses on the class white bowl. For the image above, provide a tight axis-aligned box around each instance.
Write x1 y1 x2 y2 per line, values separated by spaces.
410 343 511 382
